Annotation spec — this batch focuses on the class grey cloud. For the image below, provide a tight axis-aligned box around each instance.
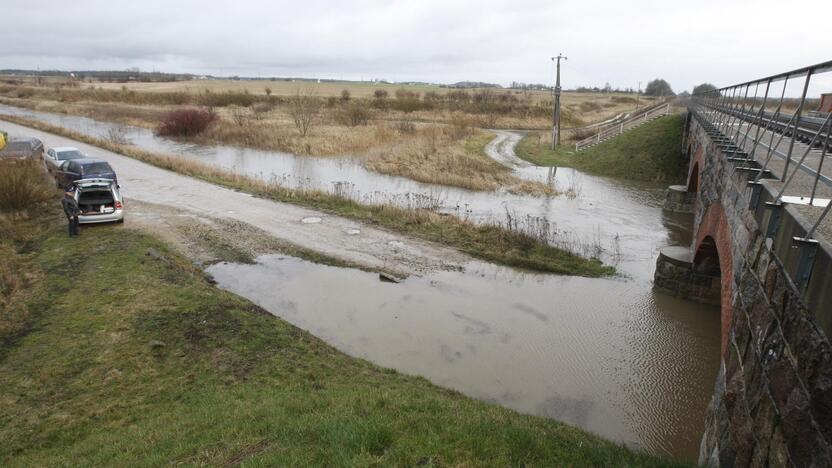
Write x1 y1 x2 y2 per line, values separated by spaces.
1 0 829 92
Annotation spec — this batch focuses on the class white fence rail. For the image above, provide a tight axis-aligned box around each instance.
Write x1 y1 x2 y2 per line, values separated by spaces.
575 103 671 151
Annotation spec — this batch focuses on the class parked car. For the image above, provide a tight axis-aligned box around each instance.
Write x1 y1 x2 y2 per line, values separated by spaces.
45 146 86 174
0 137 45 162
54 158 118 188
70 178 124 224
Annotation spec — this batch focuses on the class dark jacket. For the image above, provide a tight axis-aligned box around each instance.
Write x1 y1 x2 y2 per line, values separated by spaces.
62 196 81 217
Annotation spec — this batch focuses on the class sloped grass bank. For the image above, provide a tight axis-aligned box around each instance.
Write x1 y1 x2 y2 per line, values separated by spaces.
517 114 687 183
0 222 680 466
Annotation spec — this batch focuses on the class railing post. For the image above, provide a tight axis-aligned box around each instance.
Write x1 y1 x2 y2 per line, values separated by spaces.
781 70 813 182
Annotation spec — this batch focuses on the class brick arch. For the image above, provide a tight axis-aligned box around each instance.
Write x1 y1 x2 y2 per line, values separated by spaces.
688 143 704 195
694 203 734 354
688 162 699 193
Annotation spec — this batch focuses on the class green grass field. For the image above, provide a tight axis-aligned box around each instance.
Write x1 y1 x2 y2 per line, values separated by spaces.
516 114 687 184
0 219 682 466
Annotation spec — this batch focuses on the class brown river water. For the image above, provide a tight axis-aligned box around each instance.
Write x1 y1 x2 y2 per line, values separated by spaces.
0 105 720 461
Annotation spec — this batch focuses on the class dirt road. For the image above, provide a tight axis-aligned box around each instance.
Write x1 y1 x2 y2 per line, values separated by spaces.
3 120 469 276
484 130 534 169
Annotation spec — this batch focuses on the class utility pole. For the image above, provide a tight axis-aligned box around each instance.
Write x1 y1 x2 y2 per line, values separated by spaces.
551 53 567 150
636 80 641 111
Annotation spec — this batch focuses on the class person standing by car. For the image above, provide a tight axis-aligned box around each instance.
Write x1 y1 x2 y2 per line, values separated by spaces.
61 186 81 237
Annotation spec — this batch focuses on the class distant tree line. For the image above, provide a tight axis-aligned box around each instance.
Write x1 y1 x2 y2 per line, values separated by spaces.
692 83 719 96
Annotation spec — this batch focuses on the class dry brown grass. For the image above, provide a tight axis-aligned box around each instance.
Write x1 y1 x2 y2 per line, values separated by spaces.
0 83 638 194
0 160 54 215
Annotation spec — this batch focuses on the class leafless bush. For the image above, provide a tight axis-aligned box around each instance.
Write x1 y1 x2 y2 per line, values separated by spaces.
251 101 275 119
373 89 388 99
569 126 596 141
287 89 320 137
394 120 416 134
156 108 218 137
423 91 441 102
106 126 131 145
230 106 249 127
336 103 371 126
340 89 351 102
579 101 602 113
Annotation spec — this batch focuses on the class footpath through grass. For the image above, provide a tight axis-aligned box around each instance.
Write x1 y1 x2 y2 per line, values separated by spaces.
0 219 681 466
517 114 687 184
0 114 613 277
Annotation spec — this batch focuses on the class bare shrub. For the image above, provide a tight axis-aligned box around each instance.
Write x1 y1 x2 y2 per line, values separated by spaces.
449 113 475 139
395 89 419 100
340 89 351 102
230 106 249 127
156 108 218 137
106 126 131 145
336 103 371 126
288 89 320 137
251 101 275 119
423 91 441 102
0 161 54 215
394 120 416 134
569 126 596 141
579 101 603 113
373 89 388 99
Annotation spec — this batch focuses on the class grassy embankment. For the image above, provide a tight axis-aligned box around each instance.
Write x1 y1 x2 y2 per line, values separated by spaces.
0 176 680 465
516 114 687 184
0 114 613 277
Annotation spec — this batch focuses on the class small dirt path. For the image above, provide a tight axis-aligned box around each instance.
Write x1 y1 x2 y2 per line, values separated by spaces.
484 130 534 170
3 120 470 276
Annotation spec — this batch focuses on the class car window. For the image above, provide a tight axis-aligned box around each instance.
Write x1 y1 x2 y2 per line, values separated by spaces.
57 150 84 160
82 162 113 174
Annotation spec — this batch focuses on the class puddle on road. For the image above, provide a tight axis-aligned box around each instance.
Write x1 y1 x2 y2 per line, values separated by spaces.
207 255 720 462
3 104 721 461
300 216 322 224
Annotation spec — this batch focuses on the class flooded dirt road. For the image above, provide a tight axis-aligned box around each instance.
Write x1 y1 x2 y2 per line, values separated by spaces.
0 107 721 461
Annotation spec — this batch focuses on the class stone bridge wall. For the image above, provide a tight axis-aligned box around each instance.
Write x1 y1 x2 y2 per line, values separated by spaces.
683 115 832 466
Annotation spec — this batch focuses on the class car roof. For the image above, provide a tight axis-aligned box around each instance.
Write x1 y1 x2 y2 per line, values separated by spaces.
52 146 81 152
75 178 116 187
9 137 42 145
71 158 110 165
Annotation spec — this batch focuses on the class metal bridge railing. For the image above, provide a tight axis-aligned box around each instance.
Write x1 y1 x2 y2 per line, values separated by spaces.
575 102 671 151
690 59 832 293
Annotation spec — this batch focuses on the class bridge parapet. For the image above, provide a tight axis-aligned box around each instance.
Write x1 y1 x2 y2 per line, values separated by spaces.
654 61 832 466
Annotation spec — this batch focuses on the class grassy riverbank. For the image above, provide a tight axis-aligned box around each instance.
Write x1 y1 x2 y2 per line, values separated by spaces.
516 114 687 183
0 115 613 277
0 214 679 466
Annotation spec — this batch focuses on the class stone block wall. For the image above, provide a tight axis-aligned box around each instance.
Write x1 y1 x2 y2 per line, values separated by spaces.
684 115 832 466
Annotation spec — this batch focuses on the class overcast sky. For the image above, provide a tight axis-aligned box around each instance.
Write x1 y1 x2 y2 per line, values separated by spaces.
2 0 830 93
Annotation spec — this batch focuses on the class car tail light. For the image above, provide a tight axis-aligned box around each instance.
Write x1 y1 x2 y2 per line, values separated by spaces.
115 201 123 209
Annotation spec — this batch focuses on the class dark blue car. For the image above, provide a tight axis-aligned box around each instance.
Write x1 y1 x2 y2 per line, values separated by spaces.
55 158 118 188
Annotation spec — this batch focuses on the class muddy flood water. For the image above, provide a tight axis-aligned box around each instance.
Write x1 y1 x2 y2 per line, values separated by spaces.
0 105 720 461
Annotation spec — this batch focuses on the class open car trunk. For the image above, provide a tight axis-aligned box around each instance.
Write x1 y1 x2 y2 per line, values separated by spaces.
78 188 115 215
